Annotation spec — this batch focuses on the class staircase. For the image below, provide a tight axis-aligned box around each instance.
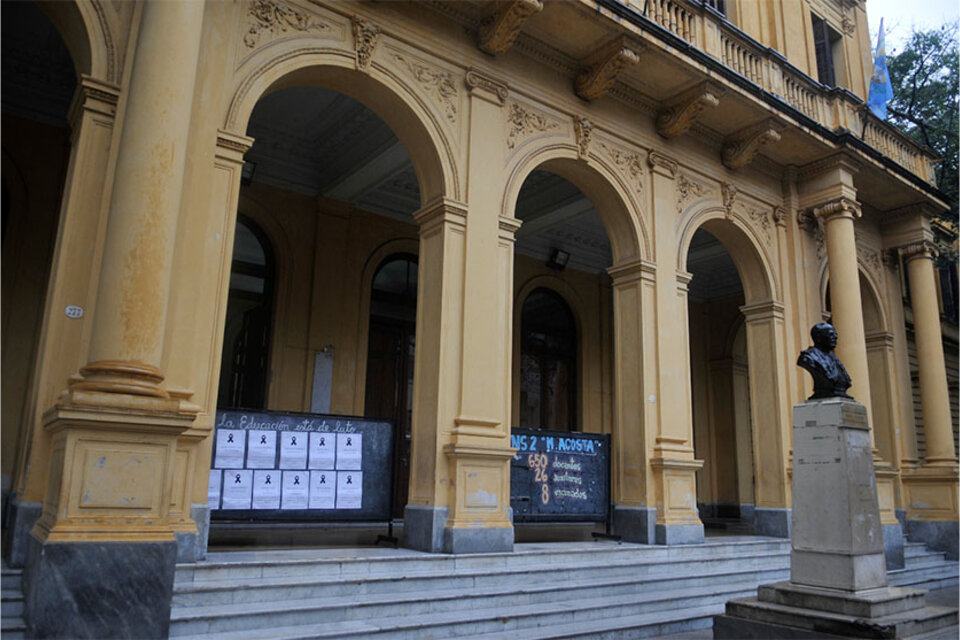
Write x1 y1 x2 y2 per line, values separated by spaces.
1 563 26 640
168 537 953 640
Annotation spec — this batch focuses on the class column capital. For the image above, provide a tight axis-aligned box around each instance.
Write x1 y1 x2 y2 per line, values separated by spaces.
647 151 679 178
810 197 862 224
68 75 120 127
607 258 656 285
900 240 939 263
413 196 468 231
465 68 509 105
216 129 255 164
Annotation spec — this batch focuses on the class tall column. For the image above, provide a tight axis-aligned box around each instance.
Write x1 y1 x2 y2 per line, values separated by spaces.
904 242 956 467
813 198 873 423
647 152 703 545
24 4 205 638
403 70 514 553
900 239 959 559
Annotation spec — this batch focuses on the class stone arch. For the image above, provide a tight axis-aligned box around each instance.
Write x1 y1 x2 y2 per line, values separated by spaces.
353 237 420 415
225 51 454 204
678 207 779 304
503 144 648 264
39 0 119 83
681 207 791 536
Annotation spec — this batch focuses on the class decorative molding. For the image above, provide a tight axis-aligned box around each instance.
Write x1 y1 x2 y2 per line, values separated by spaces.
574 117 594 159
841 14 856 36
797 208 818 233
647 151 678 178
676 173 705 213
574 36 641 101
477 0 543 55
746 206 774 245
721 182 738 218
506 102 560 150
772 205 787 228
857 242 884 283
216 129 255 155
900 240 939 263
244 0 330 49
656 81 725 139
392 53 458 123
598 141 644 194
810 197 862 224
882 249 900 269
465 68 509 104
353 16 381 71
722 119 785 170
815 225 826 261
797 152 862 181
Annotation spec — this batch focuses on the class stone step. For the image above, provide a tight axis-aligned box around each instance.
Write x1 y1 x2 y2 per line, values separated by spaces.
1 592 24 618
173 552 790 607
177 540 790 585
1 614 27 640
1 568 22 591
889 563 960 591
170 580 758 638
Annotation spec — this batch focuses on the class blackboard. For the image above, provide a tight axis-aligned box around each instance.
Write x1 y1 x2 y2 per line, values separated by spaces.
510 428 610 522
209 409 393 521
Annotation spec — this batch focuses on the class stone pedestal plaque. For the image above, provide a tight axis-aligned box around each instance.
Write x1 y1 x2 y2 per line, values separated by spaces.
790 399 886 591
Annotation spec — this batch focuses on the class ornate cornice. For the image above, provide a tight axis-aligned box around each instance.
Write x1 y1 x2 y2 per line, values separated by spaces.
574 36 641 102
722 119 784 170
465 68 509 105
656 81 725 139
477 0 543 56
352 16 381 71
797 152 862 181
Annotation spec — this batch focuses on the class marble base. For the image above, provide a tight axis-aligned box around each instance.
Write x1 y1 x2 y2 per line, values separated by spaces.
655 522 704 545
754 507 791 538
884 522 905 569
443 525 513 554
24 534 177 639
4 498 41 568
714 581 957 639
402 505 448 553
907 519 959 561
612 506 656 543
175 504 210 562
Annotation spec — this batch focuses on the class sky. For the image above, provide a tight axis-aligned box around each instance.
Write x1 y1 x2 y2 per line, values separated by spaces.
865 0 959 53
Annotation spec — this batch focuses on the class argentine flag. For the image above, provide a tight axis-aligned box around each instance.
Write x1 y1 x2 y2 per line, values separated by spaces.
867 18 894 119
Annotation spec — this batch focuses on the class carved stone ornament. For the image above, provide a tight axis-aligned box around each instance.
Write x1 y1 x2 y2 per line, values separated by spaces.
797 208 818 233
721 182 738 218
748 207 774 243
647 151 678 177
772 206 787 227
856 242 884 284
882 248 899 269
841 15 856 36
810 197 862 224
656 81 725 139
575 117 595 159
599 142 644 194
244 0 330 49
722 119 785 170
506 102 560 150
575 36 641 102
477 0 543 56
353 16 381 71
393 54 458 123
465 68 509 104
900 240 939 263
676 173 705 213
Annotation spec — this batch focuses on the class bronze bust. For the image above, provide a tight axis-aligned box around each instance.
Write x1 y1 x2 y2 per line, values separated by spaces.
797 322 853 400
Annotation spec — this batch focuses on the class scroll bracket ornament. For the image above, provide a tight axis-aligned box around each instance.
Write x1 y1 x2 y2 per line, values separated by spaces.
477 0 543 56
575 36 641 102
465 68 509 105
722 118 785 170
656 81 725 139
575 117 595 159
353 16 381 71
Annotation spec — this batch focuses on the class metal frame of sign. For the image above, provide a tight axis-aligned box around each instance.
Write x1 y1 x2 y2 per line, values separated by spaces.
509 427 612 524
209 409 394 522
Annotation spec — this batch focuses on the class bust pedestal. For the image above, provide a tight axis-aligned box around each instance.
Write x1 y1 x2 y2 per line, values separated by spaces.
714 399 957 638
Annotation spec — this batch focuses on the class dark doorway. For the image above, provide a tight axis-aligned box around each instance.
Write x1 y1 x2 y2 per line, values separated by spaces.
218 217 275 410
520 288 578 431
364 254 417 518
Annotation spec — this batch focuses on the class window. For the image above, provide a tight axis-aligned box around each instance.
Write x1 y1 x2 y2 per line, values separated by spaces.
520 288 578 431
217 217 274 409
811 13 842 87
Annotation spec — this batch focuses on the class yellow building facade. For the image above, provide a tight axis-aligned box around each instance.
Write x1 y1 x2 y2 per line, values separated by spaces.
1 0 957 635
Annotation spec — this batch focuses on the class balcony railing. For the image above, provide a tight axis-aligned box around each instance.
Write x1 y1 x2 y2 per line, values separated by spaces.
616 0 937 186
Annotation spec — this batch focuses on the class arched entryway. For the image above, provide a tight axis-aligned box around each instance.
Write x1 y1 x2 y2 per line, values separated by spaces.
681 214 789 538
